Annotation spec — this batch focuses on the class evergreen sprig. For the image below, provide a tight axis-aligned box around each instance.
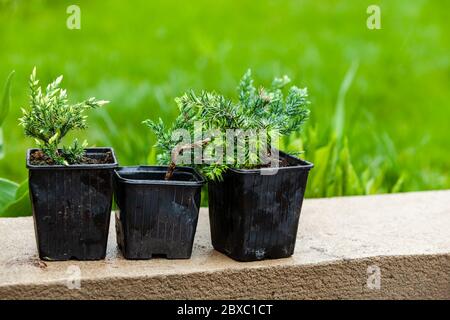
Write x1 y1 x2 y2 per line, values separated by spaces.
19 67 109 165
144 69 311 180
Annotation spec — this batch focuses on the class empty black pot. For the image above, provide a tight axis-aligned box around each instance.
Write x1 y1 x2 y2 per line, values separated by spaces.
114 166 205 259
27 148 118 261
208 152 313 262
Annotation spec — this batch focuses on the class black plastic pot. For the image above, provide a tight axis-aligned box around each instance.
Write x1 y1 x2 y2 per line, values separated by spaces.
208 152 313 262
113 166 205 259
27 148 118 261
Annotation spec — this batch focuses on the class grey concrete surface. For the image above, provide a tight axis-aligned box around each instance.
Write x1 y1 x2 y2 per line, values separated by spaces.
0 190 449 299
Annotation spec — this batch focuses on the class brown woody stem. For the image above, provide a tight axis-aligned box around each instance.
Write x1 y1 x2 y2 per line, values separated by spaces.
164 138 212 180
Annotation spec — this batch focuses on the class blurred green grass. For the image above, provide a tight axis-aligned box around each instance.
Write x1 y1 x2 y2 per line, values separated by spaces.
0 0 449 194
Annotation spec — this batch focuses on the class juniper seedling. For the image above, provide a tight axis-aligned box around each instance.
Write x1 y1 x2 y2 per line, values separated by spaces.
144 69 310 180
19 68 109 165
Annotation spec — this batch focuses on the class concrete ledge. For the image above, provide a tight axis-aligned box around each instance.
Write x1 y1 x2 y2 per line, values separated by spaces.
0 191 449 299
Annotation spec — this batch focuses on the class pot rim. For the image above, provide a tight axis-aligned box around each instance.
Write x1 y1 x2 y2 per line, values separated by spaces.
114 165 206 186
26 147 118 170
227 151 314 175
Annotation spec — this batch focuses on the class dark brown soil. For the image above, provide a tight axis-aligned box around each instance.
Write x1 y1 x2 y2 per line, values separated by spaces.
254 156 291 168
30 150 114 166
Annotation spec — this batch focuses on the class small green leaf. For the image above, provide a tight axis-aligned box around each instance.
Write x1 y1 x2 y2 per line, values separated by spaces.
31 66 36 80
96 100 109 106
308 136 336 197
0 178 19 213
48 132 59 144
333 61 358 143
338 138 363 195
391 172 406 193
54 75 63 86
0 128 4 159
1 190 32 217
0 70 15 126
15 179 29 199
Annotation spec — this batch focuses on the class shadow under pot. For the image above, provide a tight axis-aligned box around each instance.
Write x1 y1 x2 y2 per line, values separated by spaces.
208 152 313 262
114 166 205 259
27 148 118 261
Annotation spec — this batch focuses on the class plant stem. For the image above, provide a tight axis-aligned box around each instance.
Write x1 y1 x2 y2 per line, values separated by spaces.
165 138 211 180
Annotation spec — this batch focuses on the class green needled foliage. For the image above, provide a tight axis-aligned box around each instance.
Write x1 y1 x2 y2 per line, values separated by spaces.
144 69 311 180
19 67 109 165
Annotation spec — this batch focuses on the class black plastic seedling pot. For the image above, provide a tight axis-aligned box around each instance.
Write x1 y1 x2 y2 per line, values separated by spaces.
113 166 205 259
27 148 118 261
208 152 313 262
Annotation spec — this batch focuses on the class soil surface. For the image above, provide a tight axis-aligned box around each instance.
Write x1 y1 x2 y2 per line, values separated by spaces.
254 156 292 168
30 150 114 166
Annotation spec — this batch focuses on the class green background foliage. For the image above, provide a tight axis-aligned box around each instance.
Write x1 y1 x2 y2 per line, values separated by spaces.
0 0 449 215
